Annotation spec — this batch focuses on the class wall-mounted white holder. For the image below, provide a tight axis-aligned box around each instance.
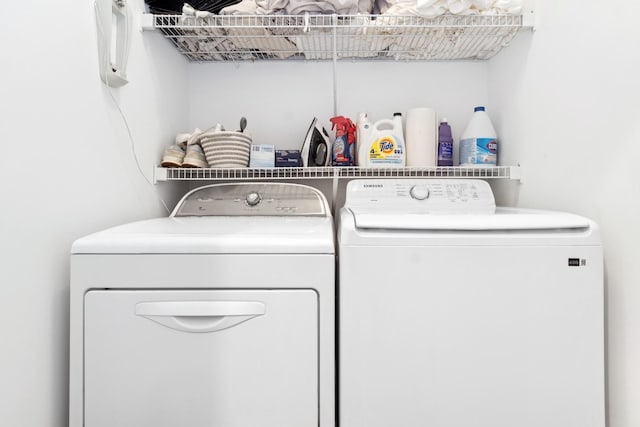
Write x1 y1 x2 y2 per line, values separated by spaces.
95 0 131 87
522 0 536 30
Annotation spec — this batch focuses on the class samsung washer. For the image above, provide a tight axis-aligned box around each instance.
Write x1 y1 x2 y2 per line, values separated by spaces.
338 179 604 427
70 183 335 427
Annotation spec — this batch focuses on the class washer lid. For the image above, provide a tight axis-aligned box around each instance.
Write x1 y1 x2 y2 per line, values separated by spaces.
343 179 591 231
71 216 334 254
343 179 496 215
349 207 591 231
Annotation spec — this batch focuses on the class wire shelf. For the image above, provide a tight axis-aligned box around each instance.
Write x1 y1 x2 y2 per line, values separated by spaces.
154 166 521 182
143 13 525 61
341 166 517 178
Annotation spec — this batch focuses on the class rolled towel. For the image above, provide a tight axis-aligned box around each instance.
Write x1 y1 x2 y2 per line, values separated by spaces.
358 0 375 13
374 0 394 14
382 0 418 15
470 0 493 11
417 0 447 17
256 0 288 14
195 10 214 17
187 128 204 146
447 0 471 14
220 0 258 14
182 2 196 14
286 0 363 15
379 0 522 16
493 0 522 14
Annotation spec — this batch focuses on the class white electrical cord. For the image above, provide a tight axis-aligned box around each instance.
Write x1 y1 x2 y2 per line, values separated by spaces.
94 0 171 214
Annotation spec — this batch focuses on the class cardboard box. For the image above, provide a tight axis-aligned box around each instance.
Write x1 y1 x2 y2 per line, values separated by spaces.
249 145 275 168
275 150 302 167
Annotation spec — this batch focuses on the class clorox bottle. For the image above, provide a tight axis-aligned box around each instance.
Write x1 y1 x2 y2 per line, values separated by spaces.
459 106 498 166
358 112 406 167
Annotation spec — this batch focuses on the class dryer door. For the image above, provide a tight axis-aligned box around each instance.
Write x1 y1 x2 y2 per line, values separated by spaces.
84 290 318 427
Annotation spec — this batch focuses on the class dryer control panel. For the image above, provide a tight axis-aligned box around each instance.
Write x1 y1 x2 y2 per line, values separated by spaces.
344 179 496 215
172 183 330 217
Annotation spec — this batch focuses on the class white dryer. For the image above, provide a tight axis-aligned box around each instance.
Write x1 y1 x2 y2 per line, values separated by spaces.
70 183 335 427
338 179 604 427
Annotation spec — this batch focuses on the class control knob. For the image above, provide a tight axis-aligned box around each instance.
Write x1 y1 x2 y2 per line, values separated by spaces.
245 191 261 206
409 185 430 200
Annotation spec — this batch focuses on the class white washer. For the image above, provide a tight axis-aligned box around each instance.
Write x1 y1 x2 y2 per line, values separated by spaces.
338 179 604 427
70 183 335 427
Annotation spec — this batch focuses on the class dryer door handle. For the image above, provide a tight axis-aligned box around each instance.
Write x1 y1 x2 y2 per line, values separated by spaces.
135 301 265 333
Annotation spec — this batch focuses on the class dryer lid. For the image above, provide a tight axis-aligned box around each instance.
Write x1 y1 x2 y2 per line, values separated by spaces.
72 183 334 255
172 183 330 217
71 216 335 254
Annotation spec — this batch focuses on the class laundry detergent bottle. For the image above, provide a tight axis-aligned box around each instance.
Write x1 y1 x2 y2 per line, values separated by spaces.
437 118 454 167
459 106 498 166
358 112 406 167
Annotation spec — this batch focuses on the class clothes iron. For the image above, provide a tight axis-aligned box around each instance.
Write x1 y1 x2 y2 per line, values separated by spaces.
300 117 331 167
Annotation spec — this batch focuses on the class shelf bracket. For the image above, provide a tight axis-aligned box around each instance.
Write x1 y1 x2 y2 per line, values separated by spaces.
522 0 536 30
509 165 523 183
153 165 168 184
140 13 155 31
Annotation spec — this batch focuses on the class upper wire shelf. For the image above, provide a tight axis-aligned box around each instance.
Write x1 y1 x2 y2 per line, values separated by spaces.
141 13 528 62
154 166 522 182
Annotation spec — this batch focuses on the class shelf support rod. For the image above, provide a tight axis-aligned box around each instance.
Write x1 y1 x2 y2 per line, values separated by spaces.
332 14 338 117
331 167 340 217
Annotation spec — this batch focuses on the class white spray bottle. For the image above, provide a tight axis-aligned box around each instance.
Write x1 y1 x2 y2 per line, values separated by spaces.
356 112 371 166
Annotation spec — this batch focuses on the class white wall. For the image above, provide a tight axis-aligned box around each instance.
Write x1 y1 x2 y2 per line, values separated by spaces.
0 1 188 426
2 1 638 427
489 2 640 426
192 6 640 427
188 60 488 209
188 61 488 150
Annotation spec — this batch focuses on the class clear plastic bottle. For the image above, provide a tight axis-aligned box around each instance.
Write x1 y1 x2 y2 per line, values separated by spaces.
459 106 498 166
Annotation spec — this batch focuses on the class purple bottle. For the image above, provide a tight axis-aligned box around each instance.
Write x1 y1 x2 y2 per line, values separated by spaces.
437 118 454 167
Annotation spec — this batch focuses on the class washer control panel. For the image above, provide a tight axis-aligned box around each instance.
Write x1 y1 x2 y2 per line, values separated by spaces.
173 183 330 217
345 179 496 214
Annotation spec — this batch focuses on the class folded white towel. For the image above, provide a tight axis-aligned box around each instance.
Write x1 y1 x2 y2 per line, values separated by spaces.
382 0 418 15
255 0 372 15
492 0 522 14
374 0 393 13
470 0 493 11
378 0 522 16
220 0 258 14
416 0 446 17
256 0 288 14
182 3 196 15
220 0 298 58
359 0 375 14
